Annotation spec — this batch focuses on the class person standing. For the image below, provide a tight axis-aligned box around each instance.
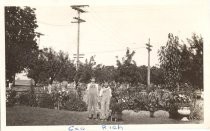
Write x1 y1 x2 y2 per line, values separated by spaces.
86 78 99 119
99 82 112 121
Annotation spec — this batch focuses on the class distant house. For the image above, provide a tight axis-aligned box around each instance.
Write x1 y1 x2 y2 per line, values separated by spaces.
13 79 34 93
15 79 33 86
13 72 34 93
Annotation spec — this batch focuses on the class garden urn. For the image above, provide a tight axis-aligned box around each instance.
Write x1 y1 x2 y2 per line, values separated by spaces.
178 107 191 121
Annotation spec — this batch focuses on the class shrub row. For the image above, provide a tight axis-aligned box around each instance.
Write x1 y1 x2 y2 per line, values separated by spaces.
110 89 197 120
7 90 87 112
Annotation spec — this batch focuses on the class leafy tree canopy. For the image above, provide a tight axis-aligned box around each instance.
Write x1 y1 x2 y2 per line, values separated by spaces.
5 6 39 82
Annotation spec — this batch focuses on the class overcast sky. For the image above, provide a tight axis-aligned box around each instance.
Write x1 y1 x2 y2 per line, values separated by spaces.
34 1 208 67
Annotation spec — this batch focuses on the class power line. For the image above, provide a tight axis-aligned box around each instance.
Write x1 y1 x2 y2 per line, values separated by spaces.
37 20 73 27
83 46 145 54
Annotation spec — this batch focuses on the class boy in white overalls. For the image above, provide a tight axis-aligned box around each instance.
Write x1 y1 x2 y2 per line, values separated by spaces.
86 78 99 119
99 82 112 121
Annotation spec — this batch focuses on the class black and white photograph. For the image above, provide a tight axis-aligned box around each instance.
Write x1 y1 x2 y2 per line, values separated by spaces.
0 0 210 131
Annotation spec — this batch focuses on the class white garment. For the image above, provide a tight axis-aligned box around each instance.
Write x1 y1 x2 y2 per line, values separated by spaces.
99 86 112 120
87 83 99 94
86 83 99 118
99 87 112 97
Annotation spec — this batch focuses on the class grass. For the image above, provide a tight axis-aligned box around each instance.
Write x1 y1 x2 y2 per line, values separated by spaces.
6 106 122 126
6 106 202 126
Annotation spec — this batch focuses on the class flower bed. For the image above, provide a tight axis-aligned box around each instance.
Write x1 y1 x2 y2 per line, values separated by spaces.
110 86 197 120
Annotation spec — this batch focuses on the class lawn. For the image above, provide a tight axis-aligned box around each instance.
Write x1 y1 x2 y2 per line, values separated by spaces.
6 106 202 126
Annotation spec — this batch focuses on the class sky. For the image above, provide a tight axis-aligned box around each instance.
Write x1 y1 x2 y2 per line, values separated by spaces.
33 1 208 67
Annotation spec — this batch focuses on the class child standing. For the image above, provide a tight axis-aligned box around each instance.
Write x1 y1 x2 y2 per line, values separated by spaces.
99 82 112 121
86 78 99 119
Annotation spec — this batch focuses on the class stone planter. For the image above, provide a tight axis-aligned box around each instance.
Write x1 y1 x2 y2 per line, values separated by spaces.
178 107 191 121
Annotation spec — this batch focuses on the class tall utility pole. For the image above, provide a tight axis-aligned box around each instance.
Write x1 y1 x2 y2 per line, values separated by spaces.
146 38 152 88
71 5 89 71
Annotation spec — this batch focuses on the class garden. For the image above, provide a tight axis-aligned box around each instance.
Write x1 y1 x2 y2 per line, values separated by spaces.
6 81 203 125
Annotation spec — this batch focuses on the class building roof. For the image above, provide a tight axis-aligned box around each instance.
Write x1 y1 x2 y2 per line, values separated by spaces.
15 80 32 86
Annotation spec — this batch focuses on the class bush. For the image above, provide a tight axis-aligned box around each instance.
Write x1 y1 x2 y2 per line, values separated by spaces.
64 92 87 111
168 99 181 119
167 92 192 119
110 91 129 113
38 93 54 109
19 92 30 106
111 86 198 119
158 90 172 111
18 92 38 107
6 90 17 107
154 110 169 118
65 99 87 111
129 91 148 111
189 100 203 120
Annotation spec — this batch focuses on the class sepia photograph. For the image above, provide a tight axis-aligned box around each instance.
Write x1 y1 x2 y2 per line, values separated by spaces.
1 0 210 131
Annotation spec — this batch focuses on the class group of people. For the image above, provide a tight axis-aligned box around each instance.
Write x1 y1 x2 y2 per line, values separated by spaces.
86 78 112 121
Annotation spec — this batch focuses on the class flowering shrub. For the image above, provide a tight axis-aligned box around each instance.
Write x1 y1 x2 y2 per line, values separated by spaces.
131 91 148 111
51 91 63 109
147 91 159 112
189 99 203 120
6 89 17 107
111 86 196 119
64 92 87 111
168 92 192 119
38 93 54 109
48 90 87 111
19 92 30 106
110 97 127 114
65 99 87 111
109 96 127 121
110 88 126 111
173 92 192 107
158 90 172 110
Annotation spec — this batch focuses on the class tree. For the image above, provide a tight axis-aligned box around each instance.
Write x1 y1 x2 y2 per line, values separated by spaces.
42 48 62 84
150 66 164 85
94 65 117 83
74 56 96 84
188 34 203 89
158 33 182 90
28 48 76 85
55 50 76 83
137 65 147 85
158 33 203 90
116 48 141 85
179 44 193 84
5 6 39 82
27 50 49 85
